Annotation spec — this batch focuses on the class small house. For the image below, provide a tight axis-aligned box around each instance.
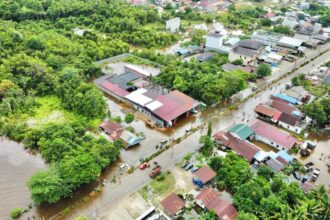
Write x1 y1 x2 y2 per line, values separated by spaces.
229 39 264 65
193 166 216 188
160 193 185 218
254 104 282 123
196 188 237 220
227 123 254 140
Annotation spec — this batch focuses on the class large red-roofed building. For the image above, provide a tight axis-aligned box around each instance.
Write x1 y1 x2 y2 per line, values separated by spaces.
250 119 300 151
160 193 185 217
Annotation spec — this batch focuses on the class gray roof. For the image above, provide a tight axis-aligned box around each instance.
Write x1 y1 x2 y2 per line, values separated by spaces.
108 72 141 90
266 159 285 172
238 39 264 50
207 32 222 38
233 46 257 57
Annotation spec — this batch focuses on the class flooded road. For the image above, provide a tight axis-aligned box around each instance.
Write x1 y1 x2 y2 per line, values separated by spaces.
298 133 330 186
0 138 45 219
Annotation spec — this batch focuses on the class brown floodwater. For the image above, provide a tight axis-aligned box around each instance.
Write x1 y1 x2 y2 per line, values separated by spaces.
0 138 45 219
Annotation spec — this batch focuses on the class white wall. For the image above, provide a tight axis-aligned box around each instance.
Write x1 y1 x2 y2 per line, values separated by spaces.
206 35 223 50
255 134 289 152
278 121 302 134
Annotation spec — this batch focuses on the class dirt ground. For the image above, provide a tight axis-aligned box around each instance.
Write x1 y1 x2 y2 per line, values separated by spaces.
100 193 150 220
101 167 195 220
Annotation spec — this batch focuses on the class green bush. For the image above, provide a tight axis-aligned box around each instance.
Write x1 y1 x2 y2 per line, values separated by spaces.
10 208 24 219
125 113 135 124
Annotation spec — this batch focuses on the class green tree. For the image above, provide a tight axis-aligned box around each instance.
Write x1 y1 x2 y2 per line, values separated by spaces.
256 63 271 78
125 113 135 124
28 168 69 205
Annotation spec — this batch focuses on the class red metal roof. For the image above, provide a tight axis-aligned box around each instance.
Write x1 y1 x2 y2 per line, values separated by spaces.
207 198 237 220
196 188 218 207
194 166 216 184
153 90 198 122
250 119 298 150
101 81 129 97
255 104 282 119
213 131 260 162
196 188 237 220
270 100 298 115
160 193 185 216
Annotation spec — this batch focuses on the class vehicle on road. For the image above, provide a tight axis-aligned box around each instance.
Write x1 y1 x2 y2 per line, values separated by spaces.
311 168 320 181
185 163 193 171
306 141 317 150
292 171 301 180
160 139 168 144
304 162 314 172
252 86 258 92
139 162 150 170
186 127 192 133
149 165 161 178
191 167 199 172
181 161 189 169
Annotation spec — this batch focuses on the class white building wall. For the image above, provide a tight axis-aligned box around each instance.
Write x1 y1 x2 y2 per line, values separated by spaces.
166 17 180 33
206 35 223 50
255 134 288 152
278 121 302 134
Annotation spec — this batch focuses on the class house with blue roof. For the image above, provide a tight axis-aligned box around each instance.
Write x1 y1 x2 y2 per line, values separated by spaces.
273 93 300 105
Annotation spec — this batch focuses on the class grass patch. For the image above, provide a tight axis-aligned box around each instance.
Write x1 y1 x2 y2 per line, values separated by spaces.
138 171 175 202
26 96 77 128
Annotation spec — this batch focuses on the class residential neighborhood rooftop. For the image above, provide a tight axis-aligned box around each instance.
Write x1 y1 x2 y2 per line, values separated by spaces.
160 193 185 216
194 166 216 184
250 119 299 150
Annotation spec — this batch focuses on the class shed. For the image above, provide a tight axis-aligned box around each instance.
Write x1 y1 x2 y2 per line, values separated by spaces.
277 150 293 162
228 124 254 140
273 93 299 105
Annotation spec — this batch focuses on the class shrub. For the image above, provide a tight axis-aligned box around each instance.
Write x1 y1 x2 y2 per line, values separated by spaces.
10 208 24 219
125 113 135 124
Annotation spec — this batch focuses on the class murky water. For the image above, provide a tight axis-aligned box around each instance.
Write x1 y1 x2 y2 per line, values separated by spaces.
0 138 45 219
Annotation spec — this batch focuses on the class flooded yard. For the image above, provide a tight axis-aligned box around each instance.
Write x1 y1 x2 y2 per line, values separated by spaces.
0 138 45 219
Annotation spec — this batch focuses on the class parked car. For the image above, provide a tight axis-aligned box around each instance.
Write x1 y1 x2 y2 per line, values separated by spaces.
252 86 258 92
160 138 168 145
185 163 194 171
139 162 150 170
191 167 199 172
181 161 189 169
186 127 192 133
149 165 161 178
326 163 330 171
311 168 320 181
304 162 314 172
292 171 301 180
306 141 317 150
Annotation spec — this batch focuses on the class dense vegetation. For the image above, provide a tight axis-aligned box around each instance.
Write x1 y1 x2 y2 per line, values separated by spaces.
135 50 253 105
305 3 330 26
209 153 330 219
0 0 183 205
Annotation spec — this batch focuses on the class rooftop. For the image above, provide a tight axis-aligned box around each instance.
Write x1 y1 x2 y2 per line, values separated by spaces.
270 100 299 115
279 112 300 126
194 166 216 184
266 159 285 172
160 193 185 216
250 119 298 150
273 93 299 105
279 36 304 48
213 131 260 162
237 39 264 50
254 104 282 120
228 123 254 140
232 46 257 57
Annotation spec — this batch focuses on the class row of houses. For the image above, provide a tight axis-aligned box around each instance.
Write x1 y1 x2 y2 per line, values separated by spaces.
158 165 237 219
94 64 199 128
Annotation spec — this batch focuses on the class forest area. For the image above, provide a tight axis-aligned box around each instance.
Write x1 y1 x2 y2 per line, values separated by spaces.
0 0 181 206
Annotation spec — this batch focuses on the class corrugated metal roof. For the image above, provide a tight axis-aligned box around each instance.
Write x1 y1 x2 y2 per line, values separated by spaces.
228 124 254 140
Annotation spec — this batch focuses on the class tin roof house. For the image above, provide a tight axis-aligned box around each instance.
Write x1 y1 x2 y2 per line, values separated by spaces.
228 39 264 65
250 119 300 152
